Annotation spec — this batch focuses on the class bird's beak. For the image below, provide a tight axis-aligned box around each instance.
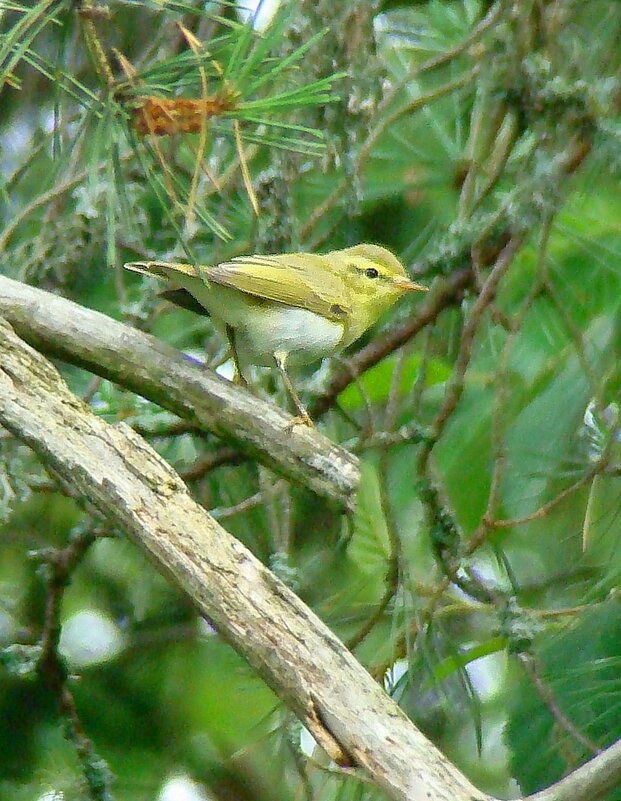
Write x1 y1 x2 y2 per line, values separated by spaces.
393 275 428 292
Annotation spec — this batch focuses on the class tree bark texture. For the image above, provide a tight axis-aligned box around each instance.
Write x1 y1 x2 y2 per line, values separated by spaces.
0 317 488 801
2 313 621 801
0 276 358 511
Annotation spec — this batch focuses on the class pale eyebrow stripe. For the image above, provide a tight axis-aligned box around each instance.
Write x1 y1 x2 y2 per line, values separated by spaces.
228 255 285 268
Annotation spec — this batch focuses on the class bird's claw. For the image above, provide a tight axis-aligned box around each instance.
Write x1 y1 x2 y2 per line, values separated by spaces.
284 412 315 430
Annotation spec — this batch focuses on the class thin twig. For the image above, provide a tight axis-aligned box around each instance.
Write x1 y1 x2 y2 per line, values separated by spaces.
518 652 601 756
468 216 553 553
346 348 416 650
33 527 113 801
210 489 267 520
179 446 243 480
487 467 600 530
414 236 523 597
543 278 601 401
132 418 202 438
424 235 524 451
387 1 505 92
347 452 401 652
303 68 479 242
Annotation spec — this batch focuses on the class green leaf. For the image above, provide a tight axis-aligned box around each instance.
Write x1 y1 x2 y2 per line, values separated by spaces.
507 602 621 797
582 474 621 562
348 461 392 575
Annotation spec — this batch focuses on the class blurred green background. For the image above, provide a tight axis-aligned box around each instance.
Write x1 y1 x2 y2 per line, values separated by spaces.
3 1 621 799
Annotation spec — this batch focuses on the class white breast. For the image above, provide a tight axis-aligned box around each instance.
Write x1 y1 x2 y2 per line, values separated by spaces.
172 275 345 367
236 307 345 367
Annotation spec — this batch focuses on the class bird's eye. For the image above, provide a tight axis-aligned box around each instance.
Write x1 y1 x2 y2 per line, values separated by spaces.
365 267 379 279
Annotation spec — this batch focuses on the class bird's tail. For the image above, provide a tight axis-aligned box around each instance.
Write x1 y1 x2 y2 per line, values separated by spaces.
124 260 199 281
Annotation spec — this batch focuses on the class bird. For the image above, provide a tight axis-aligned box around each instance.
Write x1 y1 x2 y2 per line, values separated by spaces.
125 243 427 425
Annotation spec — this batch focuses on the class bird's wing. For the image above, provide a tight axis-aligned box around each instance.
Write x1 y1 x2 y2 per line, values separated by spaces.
204 254 351 321
125 256 351 321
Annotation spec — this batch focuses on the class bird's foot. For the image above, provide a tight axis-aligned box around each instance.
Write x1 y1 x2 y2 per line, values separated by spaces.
284 411 315 430
232 372 249 388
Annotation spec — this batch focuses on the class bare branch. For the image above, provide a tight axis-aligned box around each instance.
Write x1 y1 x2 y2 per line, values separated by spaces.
0 318 487 801
32 527 112 801
526 738 621 801
426 236 524 446
0 276 359 511
518 653 600 756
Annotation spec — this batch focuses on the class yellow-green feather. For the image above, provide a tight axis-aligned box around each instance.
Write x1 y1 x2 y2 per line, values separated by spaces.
125 245 413 348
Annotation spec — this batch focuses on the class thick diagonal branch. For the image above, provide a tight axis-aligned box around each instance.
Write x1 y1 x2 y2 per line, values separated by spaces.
0 276 358 511
3 319 621 801
0 317 486 801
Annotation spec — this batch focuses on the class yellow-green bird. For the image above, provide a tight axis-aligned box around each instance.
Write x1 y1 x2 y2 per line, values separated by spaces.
125 243 427 425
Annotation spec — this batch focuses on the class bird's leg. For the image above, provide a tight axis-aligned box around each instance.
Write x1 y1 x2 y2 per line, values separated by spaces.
274 351 314 428
226 324 248 387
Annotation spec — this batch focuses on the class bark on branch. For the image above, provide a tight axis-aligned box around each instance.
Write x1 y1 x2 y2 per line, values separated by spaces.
0 276 358 511
2 320 621 801
0 317 485 801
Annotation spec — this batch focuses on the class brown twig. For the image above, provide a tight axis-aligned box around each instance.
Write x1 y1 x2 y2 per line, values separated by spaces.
467 215 553 554
518 652 601 757
304 69 479 244
211 489 266 520
132 418 202 438
33 527 113 801
347 421 431 454
427 235 524 452
345 558 398 652
179 446 243 480
347 445 402 652
370 576 451 681
486 467 600 530
346 345 421 651
413 236 523 598
542 278 601 401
